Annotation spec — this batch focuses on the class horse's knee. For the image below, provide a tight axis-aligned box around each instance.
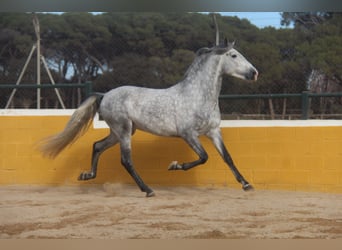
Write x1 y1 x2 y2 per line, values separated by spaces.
120 158 128 168
121 155 133 170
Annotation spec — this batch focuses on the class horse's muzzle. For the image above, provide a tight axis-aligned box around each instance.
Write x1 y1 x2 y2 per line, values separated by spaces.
247 68 258 81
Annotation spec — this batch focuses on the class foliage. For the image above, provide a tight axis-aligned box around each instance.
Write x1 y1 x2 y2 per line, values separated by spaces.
0 12 341 116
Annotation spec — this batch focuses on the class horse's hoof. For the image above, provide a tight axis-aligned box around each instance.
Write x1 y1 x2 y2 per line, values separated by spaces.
168 161 183 170
146 191 155 197
78 172 95 181
243 183 254 191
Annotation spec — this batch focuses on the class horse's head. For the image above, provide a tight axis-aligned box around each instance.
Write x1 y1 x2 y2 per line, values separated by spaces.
199 41 258 81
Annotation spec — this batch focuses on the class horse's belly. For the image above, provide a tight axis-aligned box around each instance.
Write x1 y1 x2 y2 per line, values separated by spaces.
129 93 178 136
132 114 178 137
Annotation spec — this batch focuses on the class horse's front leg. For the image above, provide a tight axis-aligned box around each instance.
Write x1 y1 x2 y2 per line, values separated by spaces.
168 134 208 171
207 128 254 191
78 132 118 181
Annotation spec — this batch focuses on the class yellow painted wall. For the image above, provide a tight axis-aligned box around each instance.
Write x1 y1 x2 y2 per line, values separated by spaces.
1 113 342 193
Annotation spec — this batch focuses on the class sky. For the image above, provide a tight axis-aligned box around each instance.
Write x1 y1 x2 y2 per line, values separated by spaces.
53 12 290 29
217 12 290 29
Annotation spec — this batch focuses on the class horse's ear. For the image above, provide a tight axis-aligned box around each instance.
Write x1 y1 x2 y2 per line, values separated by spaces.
224 38 228 47
223 38 235 50
226 40 235 51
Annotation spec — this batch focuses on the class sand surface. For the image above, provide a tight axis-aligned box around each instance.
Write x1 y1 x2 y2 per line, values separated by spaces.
0 184 341 239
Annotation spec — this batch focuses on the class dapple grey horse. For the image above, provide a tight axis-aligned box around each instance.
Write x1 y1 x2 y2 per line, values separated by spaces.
40 41 258 197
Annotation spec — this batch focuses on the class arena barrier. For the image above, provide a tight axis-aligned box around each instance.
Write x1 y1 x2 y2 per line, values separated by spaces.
1 110 342 193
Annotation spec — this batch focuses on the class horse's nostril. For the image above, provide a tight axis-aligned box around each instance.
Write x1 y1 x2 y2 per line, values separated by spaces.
252 69 258 80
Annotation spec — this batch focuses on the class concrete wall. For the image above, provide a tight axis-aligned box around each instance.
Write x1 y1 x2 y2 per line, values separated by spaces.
1 110 342 193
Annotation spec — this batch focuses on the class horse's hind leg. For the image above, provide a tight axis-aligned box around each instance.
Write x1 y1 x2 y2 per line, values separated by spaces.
207 128 253 191
120 142 155 197
79 132 118 181
116 122 155 197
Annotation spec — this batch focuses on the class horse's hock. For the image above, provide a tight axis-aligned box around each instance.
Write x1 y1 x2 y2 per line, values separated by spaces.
1 110 342 193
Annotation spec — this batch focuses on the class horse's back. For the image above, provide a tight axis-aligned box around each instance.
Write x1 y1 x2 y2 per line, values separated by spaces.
99 86 179 136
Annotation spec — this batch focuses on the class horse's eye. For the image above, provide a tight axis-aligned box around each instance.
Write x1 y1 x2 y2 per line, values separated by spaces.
231 54 237 58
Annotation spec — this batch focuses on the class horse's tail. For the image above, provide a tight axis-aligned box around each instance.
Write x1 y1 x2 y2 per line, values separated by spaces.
38 93 104 158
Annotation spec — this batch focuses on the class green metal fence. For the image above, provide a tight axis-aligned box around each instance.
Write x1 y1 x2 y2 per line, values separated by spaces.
0 82 93 109
0 82 92 94
220 91 342 120
1 82 342 120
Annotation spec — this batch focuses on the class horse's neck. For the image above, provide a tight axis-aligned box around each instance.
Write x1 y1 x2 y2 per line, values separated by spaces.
179 55 223 101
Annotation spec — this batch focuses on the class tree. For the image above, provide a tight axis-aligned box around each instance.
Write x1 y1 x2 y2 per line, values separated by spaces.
281 12 334 29
1 12 341 116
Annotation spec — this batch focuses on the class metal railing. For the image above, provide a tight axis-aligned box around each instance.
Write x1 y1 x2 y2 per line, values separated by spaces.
0 82 93 109
220 91 342 120
1 82 342 120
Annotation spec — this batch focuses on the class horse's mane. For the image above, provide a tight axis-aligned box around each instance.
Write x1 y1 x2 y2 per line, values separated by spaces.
196 41 235 56
183 43 235 78
184 50 209 76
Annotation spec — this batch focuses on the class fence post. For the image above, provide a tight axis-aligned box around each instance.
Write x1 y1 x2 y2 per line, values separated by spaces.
84 81 93 97
301 91 310 120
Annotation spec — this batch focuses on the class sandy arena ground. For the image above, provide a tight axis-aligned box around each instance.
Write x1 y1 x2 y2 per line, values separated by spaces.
0 184 341 239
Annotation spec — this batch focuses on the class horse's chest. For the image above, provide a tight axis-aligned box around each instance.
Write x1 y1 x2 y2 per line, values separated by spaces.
193 111 219 132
